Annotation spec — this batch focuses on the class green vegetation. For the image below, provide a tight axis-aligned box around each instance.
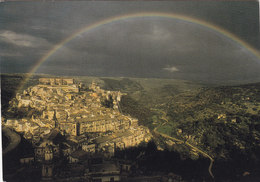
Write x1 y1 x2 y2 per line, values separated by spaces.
101 78 143 92
100 77 260 179
164 84 260 159
120 95 155 128
1 74 25 114
1 74 40 118
86 77 260 162
2 74 260 180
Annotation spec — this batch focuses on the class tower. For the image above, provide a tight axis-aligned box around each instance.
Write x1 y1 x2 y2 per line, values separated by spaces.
76 122 80 136
41 145 54 181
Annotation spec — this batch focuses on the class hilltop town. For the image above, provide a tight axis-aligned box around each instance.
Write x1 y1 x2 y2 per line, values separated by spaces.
5 77 151 144
3 77 154 181
3 75 260 181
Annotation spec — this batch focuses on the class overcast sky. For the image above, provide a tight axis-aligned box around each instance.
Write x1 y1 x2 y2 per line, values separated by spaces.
0 1 260 84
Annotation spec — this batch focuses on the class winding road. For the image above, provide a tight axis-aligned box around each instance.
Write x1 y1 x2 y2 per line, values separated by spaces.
2 126 21 155
153 110 214 179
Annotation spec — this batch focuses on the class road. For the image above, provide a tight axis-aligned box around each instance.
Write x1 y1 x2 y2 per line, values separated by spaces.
153 110 214 179
2 126 21 155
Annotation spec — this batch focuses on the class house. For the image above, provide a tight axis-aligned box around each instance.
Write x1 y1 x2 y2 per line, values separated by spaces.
69 150 88 163
20 156 34 165
61 140 78 157
82 143 96 154
34 140 59 162
87 160 121 182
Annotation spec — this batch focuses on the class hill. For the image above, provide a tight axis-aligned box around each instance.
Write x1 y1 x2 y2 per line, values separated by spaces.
96 77 260 179
1 74 260 180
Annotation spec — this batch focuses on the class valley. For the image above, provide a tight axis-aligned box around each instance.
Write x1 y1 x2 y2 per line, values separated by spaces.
1 74 260 181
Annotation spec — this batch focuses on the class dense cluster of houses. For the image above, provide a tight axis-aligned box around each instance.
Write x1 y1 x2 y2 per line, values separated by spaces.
4 78 152 181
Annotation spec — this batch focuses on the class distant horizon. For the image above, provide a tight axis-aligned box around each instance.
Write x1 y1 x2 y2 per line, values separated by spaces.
1 1 260 85
2 72 260 87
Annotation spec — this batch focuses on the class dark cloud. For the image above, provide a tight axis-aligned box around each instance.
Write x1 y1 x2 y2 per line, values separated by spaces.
0 1 259 84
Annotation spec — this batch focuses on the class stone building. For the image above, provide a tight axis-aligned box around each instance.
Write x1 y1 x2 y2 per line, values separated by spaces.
39 78 74 85
82 143 96 154
68 150 88 163
34 140 59 162
41 144 54 181
19 156 34 165
59 122 79 136
6 77 152 161
87 160 121 182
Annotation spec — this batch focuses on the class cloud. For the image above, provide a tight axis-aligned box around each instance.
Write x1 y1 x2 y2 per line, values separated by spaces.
0 51 22 57
0 30 50 48
145 24 172 41
163 66 179 72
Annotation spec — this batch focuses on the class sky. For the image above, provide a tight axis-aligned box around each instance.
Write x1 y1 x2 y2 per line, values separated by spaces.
0 1 260 84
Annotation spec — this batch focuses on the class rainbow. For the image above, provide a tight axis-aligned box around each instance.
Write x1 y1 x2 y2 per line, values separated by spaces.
17 12 260 92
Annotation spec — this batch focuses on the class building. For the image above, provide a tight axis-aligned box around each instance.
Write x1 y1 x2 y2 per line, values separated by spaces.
87 160 121 182
39 78 74 85
69 150 88 163
19 156 34 165
41 144 54 181
82 143 96 154
34 140 59 162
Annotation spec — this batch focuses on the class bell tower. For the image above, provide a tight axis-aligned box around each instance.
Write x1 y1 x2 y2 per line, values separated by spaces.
41 145 54 181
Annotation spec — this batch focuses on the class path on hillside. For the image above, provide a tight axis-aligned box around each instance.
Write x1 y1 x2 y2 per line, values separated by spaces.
153 110 214 179
2 126 21 155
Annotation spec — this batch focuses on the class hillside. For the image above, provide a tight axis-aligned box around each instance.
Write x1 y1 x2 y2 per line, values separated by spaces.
97 77 260 179
1 74 260 180
161 83 260 158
